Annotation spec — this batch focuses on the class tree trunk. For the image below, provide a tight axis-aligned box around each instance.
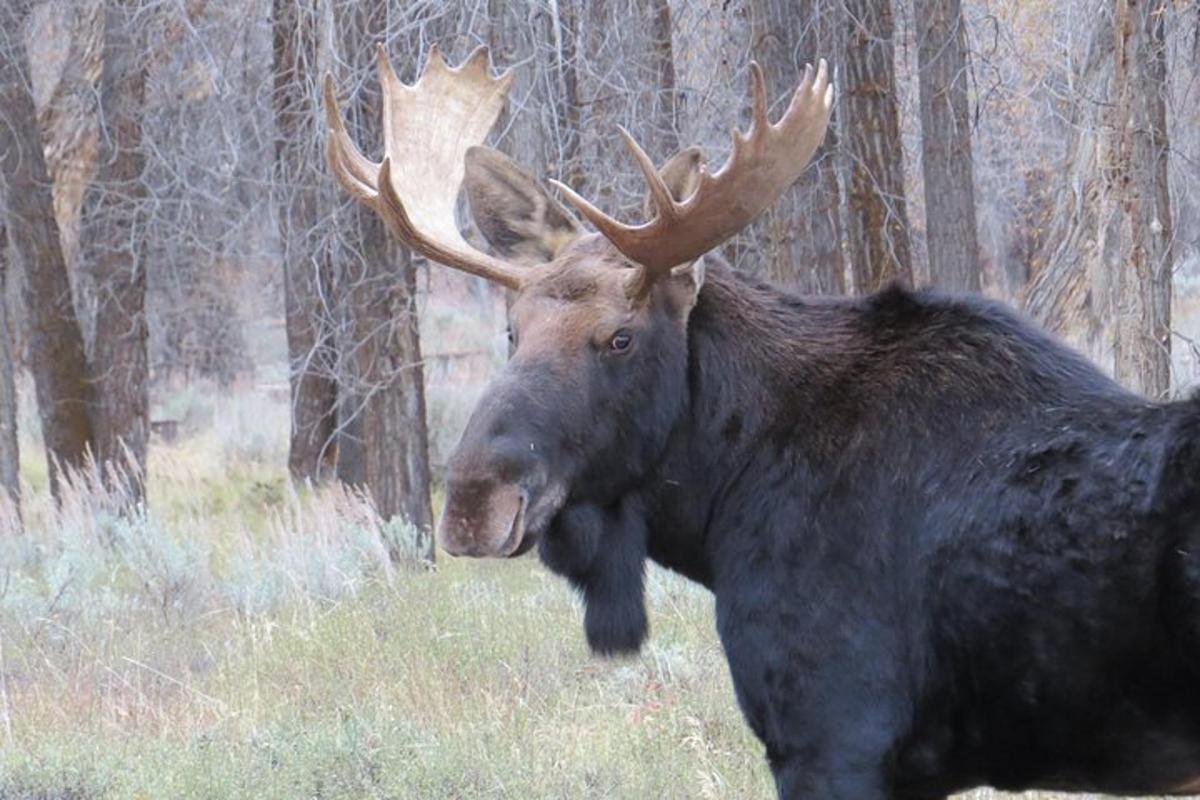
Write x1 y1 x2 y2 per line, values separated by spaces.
0 224 19 518
0 8 95 499
273 0 339 483
839 0 913 293
552 0 585 192
646 0 682 160
1021 0 1172 398
339 212 433 553
355 243 434 546
487 0 548 179
1021 5 1112 357
335 5 434 556
82 0 149 502
334 389 366 487
749 0 845 294
1110 0 1172 397
914 0 981 293
487 0 552 343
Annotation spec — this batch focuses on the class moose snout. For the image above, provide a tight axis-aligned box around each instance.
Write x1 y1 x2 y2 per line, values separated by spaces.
437 477 529 558
438 379 561 558
437 429 544 558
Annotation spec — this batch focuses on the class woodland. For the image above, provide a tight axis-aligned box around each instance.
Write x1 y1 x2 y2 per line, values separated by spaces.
0 1 1197 797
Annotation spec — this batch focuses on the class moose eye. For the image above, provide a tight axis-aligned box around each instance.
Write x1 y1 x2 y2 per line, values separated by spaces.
609 332 633 353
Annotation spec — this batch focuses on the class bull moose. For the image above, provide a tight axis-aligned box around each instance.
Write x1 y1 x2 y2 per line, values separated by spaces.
325 46 1200 799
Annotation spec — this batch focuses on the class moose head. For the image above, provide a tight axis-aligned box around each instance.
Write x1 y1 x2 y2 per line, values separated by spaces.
324 46 832 558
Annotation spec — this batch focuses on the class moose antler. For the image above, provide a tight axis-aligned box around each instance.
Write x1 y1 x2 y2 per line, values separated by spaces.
551 60 834 278
324 45 526 289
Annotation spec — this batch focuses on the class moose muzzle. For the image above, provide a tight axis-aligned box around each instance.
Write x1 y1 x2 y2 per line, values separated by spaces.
438 477 531 557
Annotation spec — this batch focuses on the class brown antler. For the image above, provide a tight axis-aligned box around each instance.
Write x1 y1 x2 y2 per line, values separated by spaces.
551 60 834 277
324 45 527 289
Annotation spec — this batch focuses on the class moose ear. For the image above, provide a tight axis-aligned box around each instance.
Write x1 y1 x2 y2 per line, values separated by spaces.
464 146 582 266
641 146 705 219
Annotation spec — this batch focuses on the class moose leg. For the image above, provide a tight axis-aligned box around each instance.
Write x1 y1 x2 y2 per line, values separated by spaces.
716 587 910 800
538 498 649 655
722 650 907 800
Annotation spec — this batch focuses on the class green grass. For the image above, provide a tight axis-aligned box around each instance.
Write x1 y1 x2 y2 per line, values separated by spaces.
0 384 1165 798
0 538 769 797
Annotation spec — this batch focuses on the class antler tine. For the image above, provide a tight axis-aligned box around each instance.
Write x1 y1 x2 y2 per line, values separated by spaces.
547 178 637 245
323 74 378 201
789 60 829 118
748 61 769 136
552 57 834 277
462 45 492 73
618 127 680 223
323 47 527 290
375 44 404 149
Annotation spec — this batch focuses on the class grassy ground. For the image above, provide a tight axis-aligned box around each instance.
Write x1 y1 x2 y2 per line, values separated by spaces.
0 468 767 796
5 302 1195 800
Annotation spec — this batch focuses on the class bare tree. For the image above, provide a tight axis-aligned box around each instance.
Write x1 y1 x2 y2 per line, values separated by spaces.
1110 0 1172 397
1021 6 1112 354
1023 0 1173 397
81 0 151 499
0 0 1192 526
749 0 845 293
332 1 433 551
273 0 338 482
647 0 682 158
0 4 96 498
487 2 549 186
141 0 258 387
914 0 980 292
0 223 18 516
30 0 104 283
549 0 584 192
839 0 914 292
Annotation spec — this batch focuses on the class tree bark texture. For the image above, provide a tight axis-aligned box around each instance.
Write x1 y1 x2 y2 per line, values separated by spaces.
749 0 846 294
0 9 96 499
1021 6 1112 357
1022 0 1172 398
487 0 550 178
646 0 683 161
840 0 913 293
551 0 585 192
273 0 339 482
914 0 981 292
1110 0 1172 397
0 225 19 517
82 0 150 501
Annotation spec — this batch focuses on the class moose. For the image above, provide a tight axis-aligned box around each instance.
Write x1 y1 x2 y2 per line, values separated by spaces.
325 46 1200 799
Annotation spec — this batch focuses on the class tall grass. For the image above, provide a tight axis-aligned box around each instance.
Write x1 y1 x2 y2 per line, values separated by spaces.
0 452 770 798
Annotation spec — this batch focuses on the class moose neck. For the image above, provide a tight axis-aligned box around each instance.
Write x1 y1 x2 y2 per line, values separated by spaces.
641 262 859 587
